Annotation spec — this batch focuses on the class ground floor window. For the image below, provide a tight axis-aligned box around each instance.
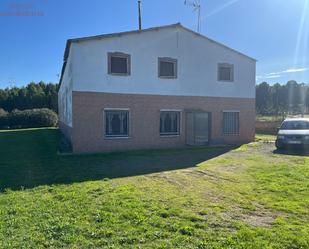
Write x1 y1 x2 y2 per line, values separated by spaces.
160 111 180 135
105 110 129 137
223 111 239 135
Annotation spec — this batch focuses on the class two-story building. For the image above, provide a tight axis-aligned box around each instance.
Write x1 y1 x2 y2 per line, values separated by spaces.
58 23 256 153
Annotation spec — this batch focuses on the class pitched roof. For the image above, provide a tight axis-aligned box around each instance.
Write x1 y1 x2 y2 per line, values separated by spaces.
59 23 256 85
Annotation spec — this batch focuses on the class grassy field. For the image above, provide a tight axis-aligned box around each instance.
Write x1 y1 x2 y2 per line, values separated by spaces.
1 129 309 248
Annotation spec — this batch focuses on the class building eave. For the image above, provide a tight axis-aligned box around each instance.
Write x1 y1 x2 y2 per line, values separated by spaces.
59 22 256 88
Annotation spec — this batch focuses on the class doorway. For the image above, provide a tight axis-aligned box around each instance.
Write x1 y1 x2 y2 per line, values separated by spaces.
186 112 210 146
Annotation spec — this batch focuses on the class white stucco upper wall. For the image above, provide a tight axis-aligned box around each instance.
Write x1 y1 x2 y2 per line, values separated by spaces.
58 45 73 127
70 26 256 99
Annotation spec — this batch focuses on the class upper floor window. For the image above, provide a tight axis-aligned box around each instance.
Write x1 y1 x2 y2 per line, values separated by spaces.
158 57 177 79
108 52 131 76
218 63 234 82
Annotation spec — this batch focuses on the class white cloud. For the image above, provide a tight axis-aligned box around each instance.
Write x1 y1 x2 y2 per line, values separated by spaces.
284 68 309 73
264 75 281 79
256 74 281 80
203 0 240 18
268 67 309 76
258 67 309 81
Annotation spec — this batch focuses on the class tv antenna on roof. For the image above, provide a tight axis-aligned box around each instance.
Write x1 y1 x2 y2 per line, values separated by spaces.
184 0 202 33
138 0 142 30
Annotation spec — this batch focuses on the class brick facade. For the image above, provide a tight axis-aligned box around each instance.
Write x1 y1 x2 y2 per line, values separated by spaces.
67 91 255 153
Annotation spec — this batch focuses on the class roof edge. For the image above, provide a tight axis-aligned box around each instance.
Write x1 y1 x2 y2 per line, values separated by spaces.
68 22 181 44
59 23 181 86
178 25 256 62
59 22 256 87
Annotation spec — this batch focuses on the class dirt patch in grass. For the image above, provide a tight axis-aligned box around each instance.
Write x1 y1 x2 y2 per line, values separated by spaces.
225 205 288 228
147 172 185 186
184 169 239 183
1 129 309 248
242 212 275 227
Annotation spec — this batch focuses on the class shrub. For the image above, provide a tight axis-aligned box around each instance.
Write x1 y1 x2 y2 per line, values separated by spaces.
0 108 58 129
0 108 8 116
0 108 9 129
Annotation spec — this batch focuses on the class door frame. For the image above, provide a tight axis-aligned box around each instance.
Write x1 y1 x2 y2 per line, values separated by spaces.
185 111 211 146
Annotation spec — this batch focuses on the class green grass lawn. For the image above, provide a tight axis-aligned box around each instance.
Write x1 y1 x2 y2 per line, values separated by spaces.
1 129 309 248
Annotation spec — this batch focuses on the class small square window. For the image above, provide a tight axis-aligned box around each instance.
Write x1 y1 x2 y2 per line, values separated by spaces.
158 58 177 78
108 52 130 75
223 112 239 135
218 63 234 81
160 111 180 135
105 110 129 137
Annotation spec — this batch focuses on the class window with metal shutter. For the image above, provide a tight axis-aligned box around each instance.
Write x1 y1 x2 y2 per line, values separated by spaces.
223 112 239 135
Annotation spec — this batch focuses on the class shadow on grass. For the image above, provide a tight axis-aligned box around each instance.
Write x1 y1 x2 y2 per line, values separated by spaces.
0 128 235 191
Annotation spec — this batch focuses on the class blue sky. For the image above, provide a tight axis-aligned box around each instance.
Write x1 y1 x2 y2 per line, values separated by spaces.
0 0 308 88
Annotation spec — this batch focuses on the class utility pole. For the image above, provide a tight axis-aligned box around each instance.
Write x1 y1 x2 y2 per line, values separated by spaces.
138 0 142 30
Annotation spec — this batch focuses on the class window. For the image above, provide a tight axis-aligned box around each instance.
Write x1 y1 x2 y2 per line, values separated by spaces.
105 110 129 137
158 57 177 78
280 120 309 130
108 52 131 75
223 111 239 135
218 63 234 81
160 111 180 135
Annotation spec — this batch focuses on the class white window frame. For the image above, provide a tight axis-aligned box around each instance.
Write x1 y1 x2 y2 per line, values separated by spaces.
218 63 234 82
108 52 131 76
104 108 130 138
158 57 178 79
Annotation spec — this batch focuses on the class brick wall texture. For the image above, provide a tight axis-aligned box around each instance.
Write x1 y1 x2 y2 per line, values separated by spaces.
67 91 255 153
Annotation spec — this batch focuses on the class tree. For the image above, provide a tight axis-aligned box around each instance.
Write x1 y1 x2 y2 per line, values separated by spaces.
256 82 272 114
0 82 59 112
256 80 309 115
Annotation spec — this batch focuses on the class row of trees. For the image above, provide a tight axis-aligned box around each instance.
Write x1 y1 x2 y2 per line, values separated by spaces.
256 80 309 115
0 82 59 112
0 80 308 116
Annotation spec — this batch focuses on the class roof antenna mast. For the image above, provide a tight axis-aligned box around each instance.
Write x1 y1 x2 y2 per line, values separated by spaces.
138 0 142 30
184 0 201 33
